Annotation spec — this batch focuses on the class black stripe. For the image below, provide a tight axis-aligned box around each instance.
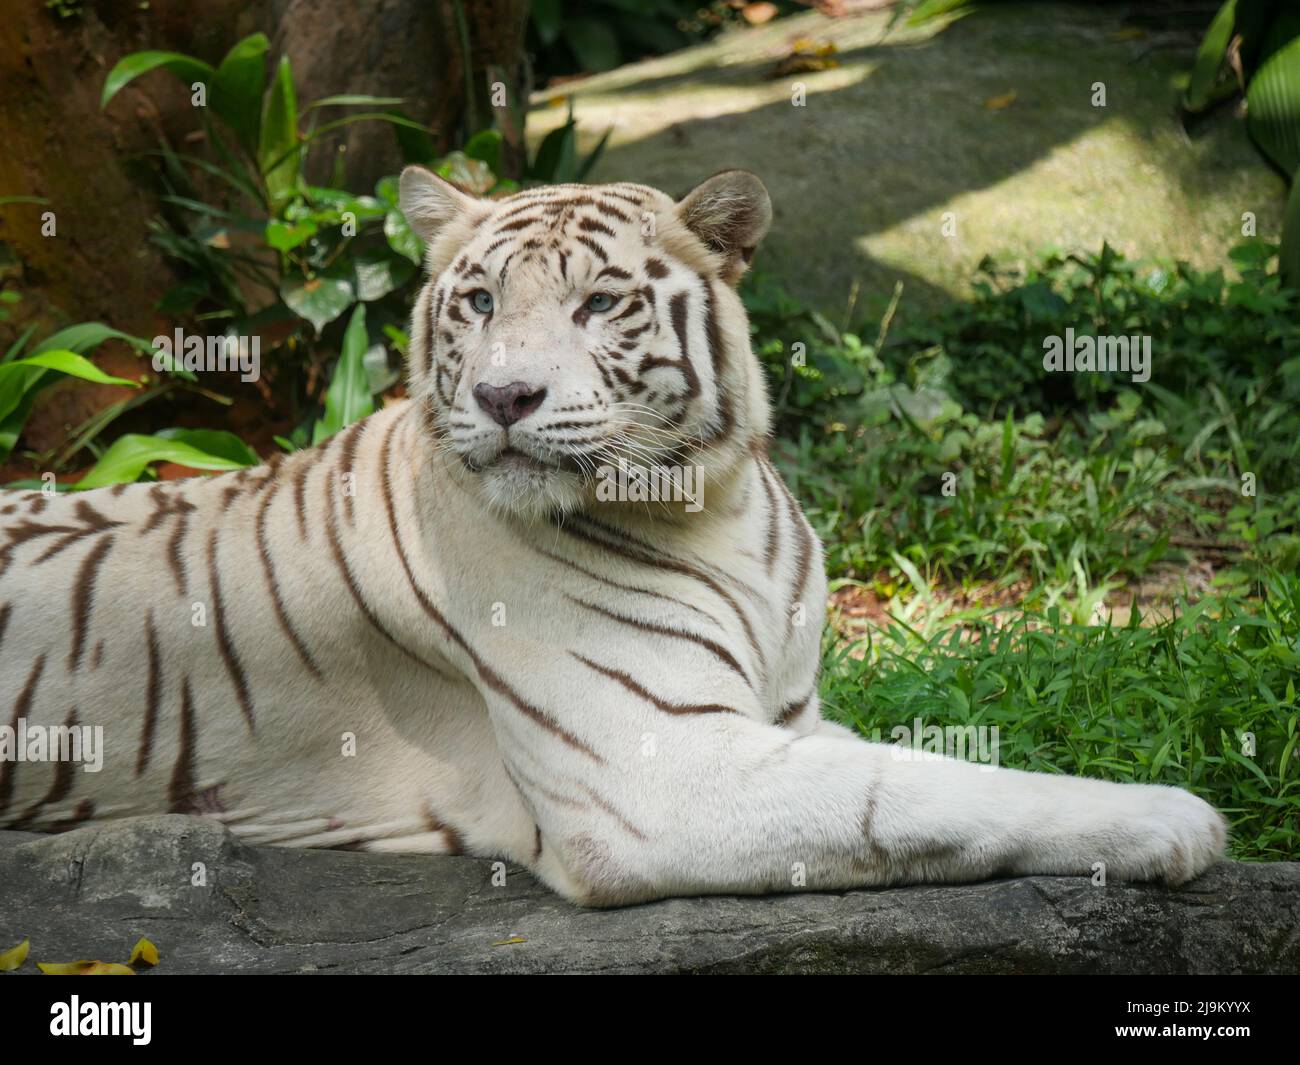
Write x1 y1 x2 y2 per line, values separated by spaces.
572 653 740 716
566 594 752 687
207 529 255 732
137 610 161 776
168 677 197 813
255 478 323 678
0 653 45 817
68 535 113 671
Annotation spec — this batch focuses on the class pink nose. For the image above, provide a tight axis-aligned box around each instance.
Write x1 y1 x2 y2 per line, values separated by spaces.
472 381 547 428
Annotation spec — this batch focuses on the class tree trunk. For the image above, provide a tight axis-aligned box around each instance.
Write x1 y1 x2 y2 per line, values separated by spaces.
272 0 531 191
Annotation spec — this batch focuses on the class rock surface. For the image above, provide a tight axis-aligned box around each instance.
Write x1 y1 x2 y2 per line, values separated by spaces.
531 4 1287 318
1 816 1297 974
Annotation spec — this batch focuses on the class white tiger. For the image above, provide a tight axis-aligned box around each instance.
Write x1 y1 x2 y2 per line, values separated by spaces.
0 168 1225 905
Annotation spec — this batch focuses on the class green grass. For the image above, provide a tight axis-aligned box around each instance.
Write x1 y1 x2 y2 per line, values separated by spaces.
750 242 1300 860
817 570 1300 861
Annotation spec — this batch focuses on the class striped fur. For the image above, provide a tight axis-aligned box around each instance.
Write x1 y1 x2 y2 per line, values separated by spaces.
0 172 1224 905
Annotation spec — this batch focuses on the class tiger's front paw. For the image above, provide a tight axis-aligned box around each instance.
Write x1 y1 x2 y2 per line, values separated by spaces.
1112 785 1228 886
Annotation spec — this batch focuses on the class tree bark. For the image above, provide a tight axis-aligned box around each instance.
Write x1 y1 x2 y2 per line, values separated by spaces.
272 0 531 190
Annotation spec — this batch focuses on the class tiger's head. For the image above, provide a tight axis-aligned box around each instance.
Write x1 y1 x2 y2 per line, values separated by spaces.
399 168 773 521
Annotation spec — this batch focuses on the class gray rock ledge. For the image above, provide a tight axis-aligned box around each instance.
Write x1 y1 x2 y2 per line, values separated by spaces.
1 816 1296 974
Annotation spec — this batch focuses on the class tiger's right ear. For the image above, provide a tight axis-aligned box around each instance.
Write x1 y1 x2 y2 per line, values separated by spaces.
399 165 485 244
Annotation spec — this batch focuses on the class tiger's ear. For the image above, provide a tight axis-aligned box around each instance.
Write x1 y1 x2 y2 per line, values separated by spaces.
399 165 485 245
676 170 772 283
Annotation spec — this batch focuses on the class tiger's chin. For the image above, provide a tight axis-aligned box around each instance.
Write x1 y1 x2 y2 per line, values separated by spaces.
477 452 587 522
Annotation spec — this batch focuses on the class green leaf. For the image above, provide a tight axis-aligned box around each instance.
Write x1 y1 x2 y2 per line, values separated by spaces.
259 56 300 207
464 128 504 177
280 274 355 334
0 391 37 462
384 207 424 264
0 350 138 426
354 252 414 302
31 323 152 356
307 94 405 109
530 119 577 183
265 218 319 252
1281 165 1300 288
75 432 256 490
155 427 261 467
1184 0 1239 112
1246 20 1300 175
312 305 375 444
434 151 496 195
101 50 216 110
211 33 269 155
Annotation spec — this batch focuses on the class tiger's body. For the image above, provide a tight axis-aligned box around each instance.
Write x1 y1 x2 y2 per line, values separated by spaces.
0 170 1224 905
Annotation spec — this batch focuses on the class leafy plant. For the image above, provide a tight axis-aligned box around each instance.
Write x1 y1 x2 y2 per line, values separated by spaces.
1183 1 1300 282
103 33 429 448
748 241 1300 594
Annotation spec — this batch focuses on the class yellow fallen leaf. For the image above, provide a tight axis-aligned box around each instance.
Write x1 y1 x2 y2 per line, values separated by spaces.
490 935 527 947
984 90 1017 110
38 960 136 975
1109 28 1146 42
128 938 159 967
0 939 29 971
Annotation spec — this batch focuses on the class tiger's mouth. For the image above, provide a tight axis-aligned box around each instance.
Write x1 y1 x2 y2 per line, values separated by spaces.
468 445 589 479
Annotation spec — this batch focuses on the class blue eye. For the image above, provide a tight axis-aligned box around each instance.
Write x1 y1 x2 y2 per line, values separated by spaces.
470 290 494 314
585 292 616 313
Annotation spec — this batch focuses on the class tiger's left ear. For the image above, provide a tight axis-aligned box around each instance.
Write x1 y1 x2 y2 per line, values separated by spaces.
676 170 772 283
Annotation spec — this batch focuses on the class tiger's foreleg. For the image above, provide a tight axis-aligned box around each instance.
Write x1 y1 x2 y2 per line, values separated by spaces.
505 712 1227 907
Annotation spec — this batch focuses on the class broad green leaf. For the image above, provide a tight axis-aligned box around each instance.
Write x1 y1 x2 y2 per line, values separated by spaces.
1184 0 1239 112
435 151 495 195
280 274 355 333
156 427 261 467
1247 21 1300 174
75 433 256 490
265 218 319 252
312 304 374 444
464 128 504 177
530 119 576 183
1281 165 1300 287
354 253 414 302
384 208 424 264
259 56 300 207
212 33 269 155
101 50 216 109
